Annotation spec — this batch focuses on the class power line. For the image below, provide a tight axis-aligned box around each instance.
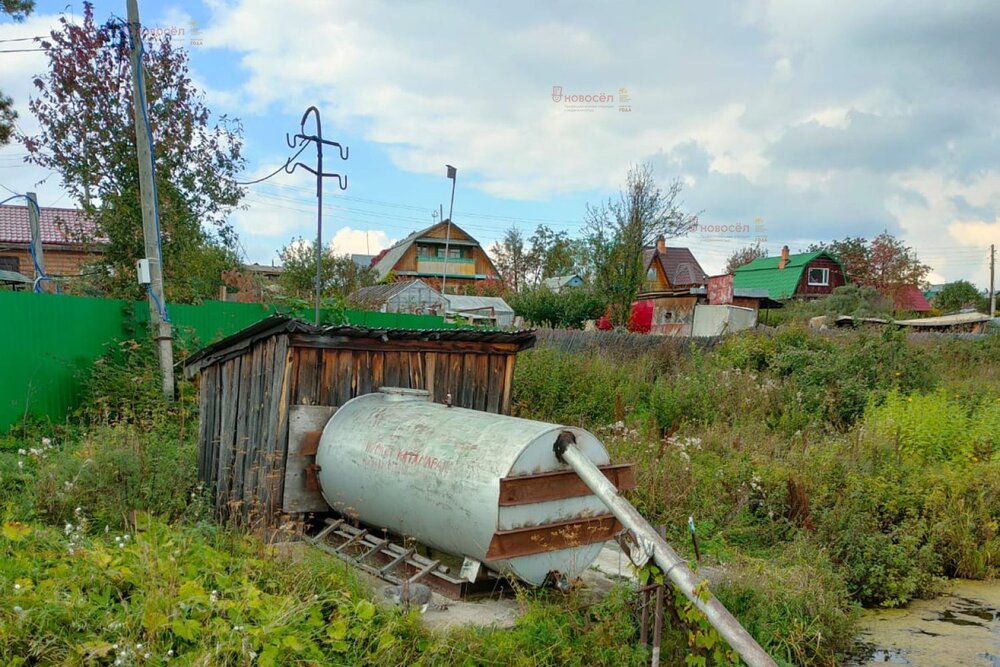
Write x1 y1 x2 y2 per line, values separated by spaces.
234 143 310 185
0 35 46 44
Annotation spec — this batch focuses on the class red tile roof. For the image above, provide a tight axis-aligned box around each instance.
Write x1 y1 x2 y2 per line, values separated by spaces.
0 205 104 247
892 285 932 312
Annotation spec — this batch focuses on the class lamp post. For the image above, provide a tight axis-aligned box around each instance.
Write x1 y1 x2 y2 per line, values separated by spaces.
441 165 457 295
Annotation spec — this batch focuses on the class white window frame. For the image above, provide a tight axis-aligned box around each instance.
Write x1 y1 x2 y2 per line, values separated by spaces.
807 267 830 286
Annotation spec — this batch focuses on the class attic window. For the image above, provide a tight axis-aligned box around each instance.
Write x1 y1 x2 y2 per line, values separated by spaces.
807 267 829 286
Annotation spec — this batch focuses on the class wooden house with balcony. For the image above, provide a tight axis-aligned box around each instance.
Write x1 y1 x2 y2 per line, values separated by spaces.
368 220 501 294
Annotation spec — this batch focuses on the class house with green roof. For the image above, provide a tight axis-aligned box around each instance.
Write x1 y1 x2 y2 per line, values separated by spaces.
733 246 847 300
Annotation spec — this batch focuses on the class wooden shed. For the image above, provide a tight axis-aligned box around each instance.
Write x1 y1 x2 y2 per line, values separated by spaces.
183 315 535 526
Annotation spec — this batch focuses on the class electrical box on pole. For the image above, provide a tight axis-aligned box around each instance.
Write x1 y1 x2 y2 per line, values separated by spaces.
127 0 175 400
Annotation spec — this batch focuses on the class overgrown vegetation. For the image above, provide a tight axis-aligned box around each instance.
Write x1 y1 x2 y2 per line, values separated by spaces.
5 326 1000 665
1 341 648 666
514 328 1000 663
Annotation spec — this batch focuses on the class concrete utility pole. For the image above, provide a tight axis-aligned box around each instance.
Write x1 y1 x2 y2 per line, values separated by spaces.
127 0 174 399
990 243 996 317
26 191 44 291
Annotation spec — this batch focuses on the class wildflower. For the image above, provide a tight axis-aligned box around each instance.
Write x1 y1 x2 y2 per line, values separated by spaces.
74 507 82 515
17 461 23 469
13 584 20 591
136 643 143 650
13 606 23 614
17 448 25 455
144 653 151 659
210 590 219 603
41 437 51 446
168 649 174 656
65 523 73 535
112 644 119 650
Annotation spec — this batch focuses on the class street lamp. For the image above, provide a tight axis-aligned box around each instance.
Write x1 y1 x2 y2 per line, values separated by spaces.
441 165 457 295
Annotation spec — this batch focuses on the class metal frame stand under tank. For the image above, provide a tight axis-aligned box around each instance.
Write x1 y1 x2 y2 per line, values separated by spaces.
307 518 511 599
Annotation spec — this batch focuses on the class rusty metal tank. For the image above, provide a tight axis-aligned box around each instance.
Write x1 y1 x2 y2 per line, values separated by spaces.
315 387 631 585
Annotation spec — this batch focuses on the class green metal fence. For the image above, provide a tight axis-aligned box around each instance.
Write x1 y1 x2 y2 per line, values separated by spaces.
0 291 457 431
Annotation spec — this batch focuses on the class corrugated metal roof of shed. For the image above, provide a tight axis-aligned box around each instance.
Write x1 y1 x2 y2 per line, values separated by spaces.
184 314 536 373
444 294 514 314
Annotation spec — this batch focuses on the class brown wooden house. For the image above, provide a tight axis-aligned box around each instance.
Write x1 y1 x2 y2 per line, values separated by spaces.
366 220 501 294
636 237 708 335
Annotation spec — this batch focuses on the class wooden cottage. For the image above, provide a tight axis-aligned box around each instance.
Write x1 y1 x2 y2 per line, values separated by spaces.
183 315 535 526
360 219 501 295
635 237 709 335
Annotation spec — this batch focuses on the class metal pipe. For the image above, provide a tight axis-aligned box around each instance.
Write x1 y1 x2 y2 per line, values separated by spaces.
652 585 664 667
555 437 776 667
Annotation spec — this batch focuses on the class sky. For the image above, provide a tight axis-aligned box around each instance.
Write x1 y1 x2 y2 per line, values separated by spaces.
1 0 999 287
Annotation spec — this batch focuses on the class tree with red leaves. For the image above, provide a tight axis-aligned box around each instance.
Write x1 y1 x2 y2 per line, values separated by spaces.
811 233 930 295
19 2 245 301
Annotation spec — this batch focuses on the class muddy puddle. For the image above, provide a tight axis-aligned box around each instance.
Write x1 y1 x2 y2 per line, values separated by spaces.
847 580 1000 666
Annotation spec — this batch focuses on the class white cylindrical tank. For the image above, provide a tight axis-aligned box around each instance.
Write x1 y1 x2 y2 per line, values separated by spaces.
315 388 615 585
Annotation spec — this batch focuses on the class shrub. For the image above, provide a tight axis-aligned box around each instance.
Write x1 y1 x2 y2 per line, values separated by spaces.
29 421 201 530
508 285 606 329
714 542 859 666
864 389 1000 463
813 465 941 607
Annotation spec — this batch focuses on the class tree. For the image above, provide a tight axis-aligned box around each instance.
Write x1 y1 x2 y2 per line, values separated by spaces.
0 0 35 145
810 233 929 294
507 285 605 329
584 163 698 326
278 238 376 299
526 225 577 285
20 3 245 301
490 227 529 292
725 241 767 274
933 280 987 314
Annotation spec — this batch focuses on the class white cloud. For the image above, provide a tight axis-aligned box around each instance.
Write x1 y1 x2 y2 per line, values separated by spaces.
328 226 393 256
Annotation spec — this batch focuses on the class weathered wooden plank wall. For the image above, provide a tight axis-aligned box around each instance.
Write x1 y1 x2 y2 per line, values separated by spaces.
198 334 291 526
285 347 515 414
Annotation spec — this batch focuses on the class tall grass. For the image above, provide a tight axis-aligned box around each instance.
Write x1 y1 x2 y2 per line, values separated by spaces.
512 328 1000 661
